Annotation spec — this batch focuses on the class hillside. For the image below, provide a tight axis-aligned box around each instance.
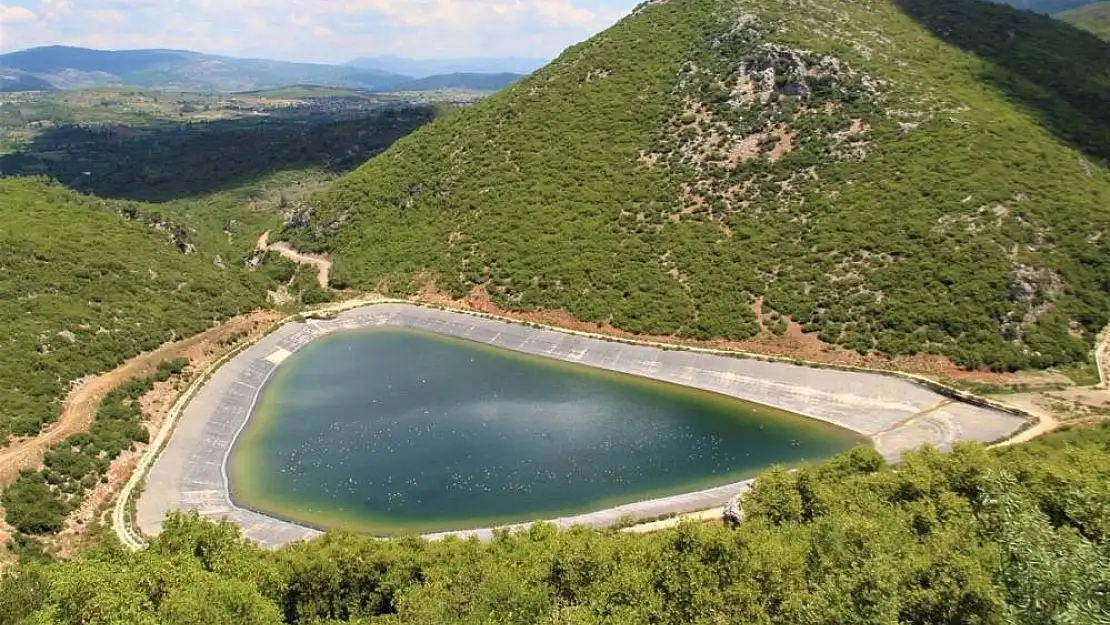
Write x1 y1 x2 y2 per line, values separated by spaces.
3 423 1109 622
0 71 56 93
0 178 280 441
0 90 439 443
288 0 1110 373
0 46 409 92
1057 2 1110 37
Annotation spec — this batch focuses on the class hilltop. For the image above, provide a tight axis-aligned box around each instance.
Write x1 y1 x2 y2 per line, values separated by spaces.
287 0 1110 373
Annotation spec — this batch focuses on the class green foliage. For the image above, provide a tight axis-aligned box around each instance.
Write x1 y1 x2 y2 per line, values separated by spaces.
6 533 53 565
290 269 333 305
2 359 189 534
0 178 271 441
290 0 1110 372
3 425 1109 623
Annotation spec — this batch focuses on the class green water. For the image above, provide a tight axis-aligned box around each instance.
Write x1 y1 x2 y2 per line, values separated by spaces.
228 329 865 534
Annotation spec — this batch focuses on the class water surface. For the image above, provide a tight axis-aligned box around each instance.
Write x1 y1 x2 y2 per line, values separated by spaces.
228 328 864 534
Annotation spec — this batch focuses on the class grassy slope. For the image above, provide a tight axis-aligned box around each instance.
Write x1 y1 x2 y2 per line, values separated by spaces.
1057 2 1110 38
290 0 1110 372
0 178 277 440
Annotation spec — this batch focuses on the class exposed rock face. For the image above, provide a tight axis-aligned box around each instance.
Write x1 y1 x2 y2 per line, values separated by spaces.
1009 263 1064 304
723 494 744 528
733 43 876 106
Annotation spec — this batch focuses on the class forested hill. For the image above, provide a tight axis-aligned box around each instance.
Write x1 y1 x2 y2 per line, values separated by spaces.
288 0 1110 373
0 179 280 440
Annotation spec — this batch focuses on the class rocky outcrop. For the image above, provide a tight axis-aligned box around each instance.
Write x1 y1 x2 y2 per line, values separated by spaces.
723 494 744 528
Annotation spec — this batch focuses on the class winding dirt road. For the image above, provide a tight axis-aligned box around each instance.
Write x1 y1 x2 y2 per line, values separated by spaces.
256 231 332 289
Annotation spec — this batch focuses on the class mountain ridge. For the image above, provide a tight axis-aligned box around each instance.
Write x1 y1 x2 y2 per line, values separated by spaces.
0 45 408 92
287 0 1110 373
347 55 548 78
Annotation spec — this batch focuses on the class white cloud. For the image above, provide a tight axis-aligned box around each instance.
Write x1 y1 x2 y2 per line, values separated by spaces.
1 0 635 61
0 4 37 24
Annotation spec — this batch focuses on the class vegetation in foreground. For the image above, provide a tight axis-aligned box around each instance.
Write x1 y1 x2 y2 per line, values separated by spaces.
289 0 1110 373
1 424 1107 623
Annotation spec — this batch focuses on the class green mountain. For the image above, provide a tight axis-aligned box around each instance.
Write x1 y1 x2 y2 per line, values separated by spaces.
1057 2 1110 38
287 0 1110 373
0 46 409 92
0 70 57 92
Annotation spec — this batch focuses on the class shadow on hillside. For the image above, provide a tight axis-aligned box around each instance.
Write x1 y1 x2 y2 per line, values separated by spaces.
0 107 436 203
893 0 1110 163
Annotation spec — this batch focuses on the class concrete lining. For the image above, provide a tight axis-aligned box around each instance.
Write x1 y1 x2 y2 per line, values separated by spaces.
137 303 1026 548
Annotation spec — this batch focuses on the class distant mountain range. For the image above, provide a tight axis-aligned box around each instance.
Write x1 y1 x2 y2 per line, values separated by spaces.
387 73 524 93
347 55 548 78
0 69 57 92
0 46 532 93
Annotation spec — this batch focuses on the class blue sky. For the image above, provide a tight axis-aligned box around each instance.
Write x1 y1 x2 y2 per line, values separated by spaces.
0 0 639 62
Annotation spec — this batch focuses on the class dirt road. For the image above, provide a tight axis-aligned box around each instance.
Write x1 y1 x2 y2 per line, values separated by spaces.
256 231 332 289
0 314 278 489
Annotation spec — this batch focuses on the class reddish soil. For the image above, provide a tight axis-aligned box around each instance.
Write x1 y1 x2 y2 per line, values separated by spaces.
417 284 1047 385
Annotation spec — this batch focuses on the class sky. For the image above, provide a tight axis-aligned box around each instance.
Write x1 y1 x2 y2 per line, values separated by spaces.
0 0 639 63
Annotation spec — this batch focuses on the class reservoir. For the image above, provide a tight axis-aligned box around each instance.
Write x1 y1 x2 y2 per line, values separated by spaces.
227 328 865 534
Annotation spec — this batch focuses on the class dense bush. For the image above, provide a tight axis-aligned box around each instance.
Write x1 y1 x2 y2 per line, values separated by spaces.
2 359 188 534
290 0 1110 372
2 424 1108 623
0 178 277 440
